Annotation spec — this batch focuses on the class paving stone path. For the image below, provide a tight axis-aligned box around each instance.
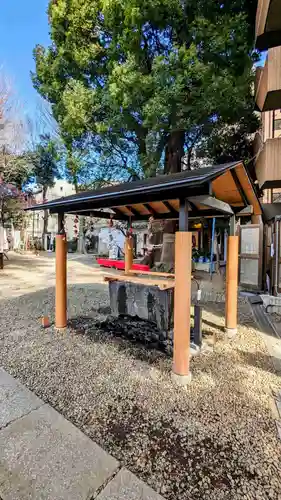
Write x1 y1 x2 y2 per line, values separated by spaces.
0 368 164 500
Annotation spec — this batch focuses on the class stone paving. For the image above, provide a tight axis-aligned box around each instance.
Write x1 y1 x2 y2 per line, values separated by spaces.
249 296 281 445
0 368 164 500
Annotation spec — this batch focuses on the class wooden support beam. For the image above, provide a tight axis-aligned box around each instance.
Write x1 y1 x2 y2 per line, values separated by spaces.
47 184 211 216
172 231 192 384
128 269 175 278
179 198 189 231
187 196 234 215
57 209 128 221
55 233 67 329
225 235 239 337
104 274 175 290
229 215 236 236
58 209 228 222
187 200 198 213
58 212 65 234
124 236 133 275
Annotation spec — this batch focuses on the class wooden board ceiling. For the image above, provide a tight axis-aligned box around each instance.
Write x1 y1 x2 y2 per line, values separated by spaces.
212 171 243 205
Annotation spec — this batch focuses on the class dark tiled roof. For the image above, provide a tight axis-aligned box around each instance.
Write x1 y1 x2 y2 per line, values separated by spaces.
27 161 241 213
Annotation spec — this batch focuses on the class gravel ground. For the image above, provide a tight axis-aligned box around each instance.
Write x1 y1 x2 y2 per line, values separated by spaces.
0 255 281 500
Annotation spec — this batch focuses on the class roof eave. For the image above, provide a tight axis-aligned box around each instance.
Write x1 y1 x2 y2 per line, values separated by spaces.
25 161 242 214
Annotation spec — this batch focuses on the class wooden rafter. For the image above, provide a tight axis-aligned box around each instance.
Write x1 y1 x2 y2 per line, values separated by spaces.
162 201 179 216
125 205 140 216
143 203 157 216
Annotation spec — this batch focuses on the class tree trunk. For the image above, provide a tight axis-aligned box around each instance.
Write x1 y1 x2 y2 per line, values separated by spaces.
164 131 185 174
73 183 86 254
158 131 185 268
42 186 48 250
73 177 79 194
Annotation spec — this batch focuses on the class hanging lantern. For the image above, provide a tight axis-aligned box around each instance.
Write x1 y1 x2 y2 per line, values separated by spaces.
74 216 79 224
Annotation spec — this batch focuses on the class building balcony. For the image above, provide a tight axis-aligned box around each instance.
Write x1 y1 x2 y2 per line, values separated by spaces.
255 137 281 189
256 0 281 51
255 47 281 111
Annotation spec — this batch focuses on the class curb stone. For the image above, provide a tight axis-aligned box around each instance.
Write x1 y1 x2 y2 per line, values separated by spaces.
271 389 281 441
276 420 281 441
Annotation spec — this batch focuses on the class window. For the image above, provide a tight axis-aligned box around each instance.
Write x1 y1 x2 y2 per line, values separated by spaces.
273 110 281 137
274 119 281 131
273 191 281 202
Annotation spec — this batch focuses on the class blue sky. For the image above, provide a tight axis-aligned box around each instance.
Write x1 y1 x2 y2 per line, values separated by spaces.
0 2 267 124
0 1 50 118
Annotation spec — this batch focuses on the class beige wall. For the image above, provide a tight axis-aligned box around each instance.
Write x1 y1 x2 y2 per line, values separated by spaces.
260 109 281 203
262 110 274 140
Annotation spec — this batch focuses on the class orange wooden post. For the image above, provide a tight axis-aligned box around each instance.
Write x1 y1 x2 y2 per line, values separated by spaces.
225 235 239 336
172 226 192 385
124 236 133 274
55 233 67 329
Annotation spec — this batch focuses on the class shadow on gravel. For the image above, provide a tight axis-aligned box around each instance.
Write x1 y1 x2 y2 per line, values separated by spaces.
68 315 169 365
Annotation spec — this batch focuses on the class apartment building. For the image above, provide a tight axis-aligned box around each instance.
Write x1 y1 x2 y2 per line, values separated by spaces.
27 180 77 242
254 0 281 293
255 2 281 202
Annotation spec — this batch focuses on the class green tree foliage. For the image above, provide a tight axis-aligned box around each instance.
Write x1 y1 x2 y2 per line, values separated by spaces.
30 135 61 198
28 134 61 240
0 147 33 187
194 103 260 169
33 0 258 177
0 191 26 230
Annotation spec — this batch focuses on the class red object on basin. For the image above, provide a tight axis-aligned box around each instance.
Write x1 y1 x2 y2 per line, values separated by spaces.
97 258 149 272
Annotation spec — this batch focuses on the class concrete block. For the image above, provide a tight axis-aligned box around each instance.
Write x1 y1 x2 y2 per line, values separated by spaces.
171 372 192 386
0 368 43 429
96 468 165 500
276 390 281 401
260 294 281 313
0 404 119 500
